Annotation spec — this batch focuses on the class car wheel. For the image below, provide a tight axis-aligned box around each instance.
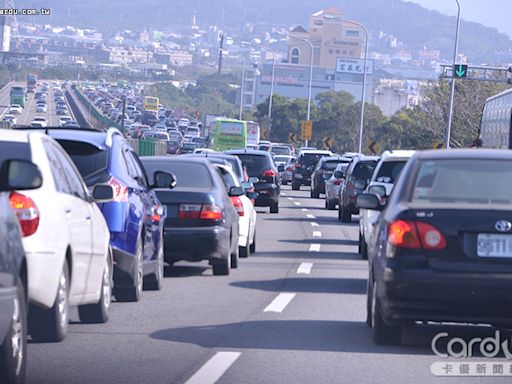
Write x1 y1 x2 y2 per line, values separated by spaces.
0 277 27 383
115 237 143 302
30 259 70 342
338 205 343 221
358 232 363 254
291 182 300 191
270 202 279 213
144 234 164 291
213 250 230 276
366 269 373 327
240 229 251 258
361 237 368 260
371 280 402 345
78 251 113 323
230 237 239 269
311 187 320 199
326 200 336 210
250 230 256 254
340 205 351 223
282 180 287 185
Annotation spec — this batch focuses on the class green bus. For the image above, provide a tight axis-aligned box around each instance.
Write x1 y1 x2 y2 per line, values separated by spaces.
209 118 247 151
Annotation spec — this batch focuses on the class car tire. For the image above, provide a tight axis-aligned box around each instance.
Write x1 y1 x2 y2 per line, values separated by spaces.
270 202 279 214
250 230 256 254
371 280 402 345
361 237 368 260
230 238 239 269
30 259 70 342
311 187 320 199
78 252 113 324
282 180 287 186
358 232 363 254
213 260 230 276
291 182 300 191
144 234 164 291
326 200 336 210
340 205 351 223
115 237 143 302
0 277 27 384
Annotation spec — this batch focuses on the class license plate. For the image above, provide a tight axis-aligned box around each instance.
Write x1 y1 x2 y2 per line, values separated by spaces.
477 234 512 258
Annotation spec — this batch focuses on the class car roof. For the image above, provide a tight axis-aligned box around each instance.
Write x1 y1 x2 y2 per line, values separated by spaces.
0 129 31 142
43 128 110 150
380 150 416 160
226 149 270 156
299 149 332 154
415 148 512 161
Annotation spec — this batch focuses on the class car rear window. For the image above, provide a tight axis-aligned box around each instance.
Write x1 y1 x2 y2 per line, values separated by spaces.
300 153 326 166
217 168 237 190
57 140 109 182
142 160 212 188
275 156 290 163
322 160 347 171
234 154 270 176
351 161 378 179
0 142 31 164
411 159 512 205
271 147 291 155
375 160 407 183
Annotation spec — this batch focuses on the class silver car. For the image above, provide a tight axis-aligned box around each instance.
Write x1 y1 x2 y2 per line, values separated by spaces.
324 163 348 210
281 157 296 185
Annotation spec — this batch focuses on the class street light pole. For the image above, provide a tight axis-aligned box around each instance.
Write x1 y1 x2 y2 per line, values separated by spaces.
292 36 314 147
261 46 276 140
239 55 246 120
446 0 461 149
325 15 369 154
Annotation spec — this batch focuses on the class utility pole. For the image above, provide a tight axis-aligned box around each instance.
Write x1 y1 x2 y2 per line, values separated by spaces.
217 33 224 75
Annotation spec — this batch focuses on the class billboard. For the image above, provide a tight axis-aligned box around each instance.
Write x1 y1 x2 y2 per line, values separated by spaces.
336 58 374 75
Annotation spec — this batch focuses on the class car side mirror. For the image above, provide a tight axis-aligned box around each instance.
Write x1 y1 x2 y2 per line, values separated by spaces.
92 184 114 202
248 177 259 184
334 171 344 178
0 159 42 192
229 186 245 197
368 185 386 198
246 191 258 200
241 181 252 190
153 171 177 189
356 193 383 211
277 165 285 172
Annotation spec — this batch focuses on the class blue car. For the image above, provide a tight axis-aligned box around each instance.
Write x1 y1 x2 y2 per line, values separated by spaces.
0 158 43 383
46 128 174 302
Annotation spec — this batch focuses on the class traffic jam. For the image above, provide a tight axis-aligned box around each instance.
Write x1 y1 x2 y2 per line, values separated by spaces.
2 79 512 383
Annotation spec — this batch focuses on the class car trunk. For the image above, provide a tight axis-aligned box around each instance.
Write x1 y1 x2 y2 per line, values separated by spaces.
402 205 512 273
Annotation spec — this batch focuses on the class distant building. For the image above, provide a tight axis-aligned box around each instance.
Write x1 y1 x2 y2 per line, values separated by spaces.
373 79 420 116
169 51 193 66
288 7 364 70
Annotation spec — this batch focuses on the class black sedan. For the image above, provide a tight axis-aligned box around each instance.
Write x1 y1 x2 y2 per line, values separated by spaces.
141 157 241 275
358 149 512 345
0 158 43 383
225 149 281 213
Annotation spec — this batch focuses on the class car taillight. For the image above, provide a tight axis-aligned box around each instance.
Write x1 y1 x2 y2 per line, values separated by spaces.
9 192 39 237
109 177 128 202
230 196 244 216
178 204 201 219
262 169 277 177
334 179 343 186
294 164 301 168
388 220 446 250
286 166 293 171
199 204 223 220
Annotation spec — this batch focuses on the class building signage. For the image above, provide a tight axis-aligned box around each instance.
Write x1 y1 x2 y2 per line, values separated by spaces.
336 57 374 75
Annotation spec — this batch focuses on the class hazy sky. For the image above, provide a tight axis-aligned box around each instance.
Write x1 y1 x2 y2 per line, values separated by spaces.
407 0 512 37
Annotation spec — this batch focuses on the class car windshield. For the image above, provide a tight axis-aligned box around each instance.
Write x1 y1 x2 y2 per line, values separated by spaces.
234 154 269 176
375 160 408 183
411 159 512 205
143 160 212 188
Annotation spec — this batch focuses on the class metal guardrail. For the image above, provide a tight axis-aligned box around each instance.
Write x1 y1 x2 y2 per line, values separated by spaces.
73 87 122 129
65 90 90 128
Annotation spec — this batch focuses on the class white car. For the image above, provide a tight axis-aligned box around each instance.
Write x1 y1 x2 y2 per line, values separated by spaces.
359 150 415 259
215 164 257 257
2 113 17 125
324 162 350 210
32 116 47 126
59 116 73 127
1 130 114 342
36 104 47 113
9 104 22 114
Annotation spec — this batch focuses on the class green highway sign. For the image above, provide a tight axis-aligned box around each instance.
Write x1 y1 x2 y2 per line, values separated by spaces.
454 64 468 78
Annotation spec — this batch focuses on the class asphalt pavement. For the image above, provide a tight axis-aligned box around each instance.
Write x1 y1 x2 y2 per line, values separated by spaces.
24 185 511 384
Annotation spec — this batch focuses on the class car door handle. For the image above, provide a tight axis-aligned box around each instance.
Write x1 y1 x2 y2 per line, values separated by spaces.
85 216 91 221
65 208 72 214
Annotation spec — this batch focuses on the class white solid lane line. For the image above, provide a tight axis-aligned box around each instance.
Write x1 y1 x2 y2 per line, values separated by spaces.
294 201 302 206
185 352 242 384
313 231 322 237
311 222 319 227
309 243 321 252
306 214 315 219
263 293 296 313
297 262 313 274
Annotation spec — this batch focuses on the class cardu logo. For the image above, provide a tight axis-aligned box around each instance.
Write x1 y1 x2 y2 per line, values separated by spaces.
432 330 512 358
